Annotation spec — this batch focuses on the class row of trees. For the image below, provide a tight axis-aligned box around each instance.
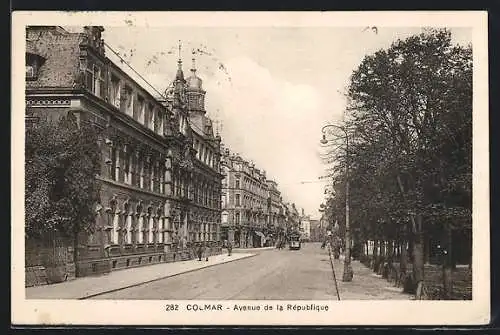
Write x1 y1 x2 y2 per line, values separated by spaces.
322 29 472 299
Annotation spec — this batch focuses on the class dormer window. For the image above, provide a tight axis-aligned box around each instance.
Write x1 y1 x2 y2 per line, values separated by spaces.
26 52 45 81
85 62 105 97
26 64 36 79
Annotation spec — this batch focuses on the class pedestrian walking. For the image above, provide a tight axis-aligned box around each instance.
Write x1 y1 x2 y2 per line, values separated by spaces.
196 242 203 261
204 242 209 262
227 240 232 256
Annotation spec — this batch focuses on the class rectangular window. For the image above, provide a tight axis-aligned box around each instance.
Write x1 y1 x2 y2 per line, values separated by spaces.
198 145 203 160
85 63 95 93
235 178 240 189
93 65 105 98
125 86 133 116
235 194 241 207
123 150 131 184
204 150 209 164
149 105 155 131
99 67 106 97
137 96 145 124
157 111 164 136
110 75 121 108
235 212 240 225
111 147 117 181
144 103 150 128
150 161 155 192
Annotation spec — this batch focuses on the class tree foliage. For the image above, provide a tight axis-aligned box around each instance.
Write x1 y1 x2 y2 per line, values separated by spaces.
322 29 472 297
25 113 101 239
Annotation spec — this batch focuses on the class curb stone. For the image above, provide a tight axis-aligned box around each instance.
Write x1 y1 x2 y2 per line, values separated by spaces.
80 253 257 299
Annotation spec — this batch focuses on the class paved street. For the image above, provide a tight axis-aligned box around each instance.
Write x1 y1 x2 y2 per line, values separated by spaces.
94 243 339 300
93 242 411 300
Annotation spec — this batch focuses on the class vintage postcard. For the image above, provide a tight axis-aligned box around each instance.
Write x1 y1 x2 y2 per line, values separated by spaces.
12 11 489 326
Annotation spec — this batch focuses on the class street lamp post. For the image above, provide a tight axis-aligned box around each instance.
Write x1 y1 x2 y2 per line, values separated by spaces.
321 124 353 282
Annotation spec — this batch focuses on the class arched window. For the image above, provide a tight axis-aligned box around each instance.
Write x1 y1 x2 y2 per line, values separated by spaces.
112 211 119 245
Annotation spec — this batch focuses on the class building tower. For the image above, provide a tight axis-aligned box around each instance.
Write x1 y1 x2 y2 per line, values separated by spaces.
185 57 206 114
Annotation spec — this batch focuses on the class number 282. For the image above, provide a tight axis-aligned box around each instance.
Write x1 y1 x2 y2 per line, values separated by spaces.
165 304 179 311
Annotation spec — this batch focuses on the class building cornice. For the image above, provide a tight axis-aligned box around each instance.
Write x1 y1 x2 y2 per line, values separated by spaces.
97 176 173 201
26 88 176 153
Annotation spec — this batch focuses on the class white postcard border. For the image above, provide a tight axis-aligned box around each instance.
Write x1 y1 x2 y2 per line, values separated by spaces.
11 11 490 326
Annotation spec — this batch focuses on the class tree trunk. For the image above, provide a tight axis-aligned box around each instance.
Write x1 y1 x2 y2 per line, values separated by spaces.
73 223 79 277
378 240 386 275
424 230 431 264
412 214 427 299
372 239 379 271
442 222 453 299
385 240 394 280
398 238 408 288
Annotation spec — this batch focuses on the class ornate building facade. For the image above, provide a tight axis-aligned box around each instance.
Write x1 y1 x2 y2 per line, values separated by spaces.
25 26 222 284
299 209 311 241
266 180 286 246
163 57 223 253
284 202 301 236
220 147 285 248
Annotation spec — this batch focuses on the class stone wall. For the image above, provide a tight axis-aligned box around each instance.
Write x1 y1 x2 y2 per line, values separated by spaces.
25 233 76 287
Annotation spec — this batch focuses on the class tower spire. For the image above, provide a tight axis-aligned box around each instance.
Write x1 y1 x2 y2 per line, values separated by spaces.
178 40 182 63
191 54 197 74
175 39 184 80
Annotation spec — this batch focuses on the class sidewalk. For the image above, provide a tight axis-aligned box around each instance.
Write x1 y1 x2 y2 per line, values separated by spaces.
331 256 412 300
26 252 255 300
232 246 275 253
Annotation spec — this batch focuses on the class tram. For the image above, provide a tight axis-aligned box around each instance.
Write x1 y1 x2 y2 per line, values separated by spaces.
288 231 301 250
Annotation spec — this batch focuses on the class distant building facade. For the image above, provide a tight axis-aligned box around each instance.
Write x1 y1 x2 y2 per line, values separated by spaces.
266 180 286 246
221 147 287 248
25 26 223 286
309 219 323 242
284 203 300 236
299 210 311 241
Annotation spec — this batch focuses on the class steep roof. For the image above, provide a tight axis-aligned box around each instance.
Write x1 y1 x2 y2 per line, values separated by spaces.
26 26 83 89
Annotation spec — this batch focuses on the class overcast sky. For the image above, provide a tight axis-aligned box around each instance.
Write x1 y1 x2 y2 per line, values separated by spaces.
93 26 471 219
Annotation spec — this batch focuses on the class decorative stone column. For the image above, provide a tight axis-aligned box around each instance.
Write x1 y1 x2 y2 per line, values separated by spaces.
183 210 189 242
164 155 172 196
95 204 105 257
163 201 171 252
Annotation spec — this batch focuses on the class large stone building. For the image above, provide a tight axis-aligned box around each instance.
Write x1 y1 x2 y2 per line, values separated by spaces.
220 147 284 248
25 26 223 285
284 202 301 235
266 180 286 246
163 55 223 253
